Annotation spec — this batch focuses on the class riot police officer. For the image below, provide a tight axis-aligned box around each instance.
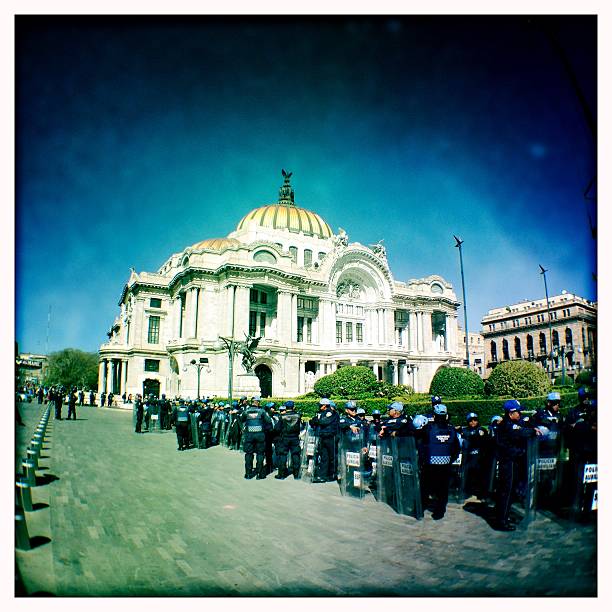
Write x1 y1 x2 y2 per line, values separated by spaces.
100 391 106 409
275 401 302 479
534 392 564 430
460 412 489 500
197 399 214 448
339 401 361 433
89 390 96 406
264 402 280 474
134 394 144 433
78 389 85 406
419 404 460 520
241 397 272 479
227 401 243 450
67 387 78 420
108 392 114 407
493 399 541 531
378 402 412 438
159 394 171 430
309 398 340 483
173 400 191 450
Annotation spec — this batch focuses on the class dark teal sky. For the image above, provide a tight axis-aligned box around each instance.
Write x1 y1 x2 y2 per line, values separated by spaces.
16 15 596 353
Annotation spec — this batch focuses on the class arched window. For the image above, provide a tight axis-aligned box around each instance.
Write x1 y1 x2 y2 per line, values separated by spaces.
565 327 573 348
502 339 510 361
539 332 547 354
526 334 534 357
552 329 560 348
490 341 497 362
514 337 522 359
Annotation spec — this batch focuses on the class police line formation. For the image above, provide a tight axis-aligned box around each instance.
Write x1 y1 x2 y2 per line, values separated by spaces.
127 387 597 532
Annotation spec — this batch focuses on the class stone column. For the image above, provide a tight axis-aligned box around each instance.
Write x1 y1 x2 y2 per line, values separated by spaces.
234 286 251 339
98 360 106 394
415 312 422 352
226 285 236 337
423 311 433 353
392 360 399 385
412 365 418 392
298 360 305 394
385 308 394 346
409 311 417 352
372 362 379 380
191 288 200 339
277 291 292 346
106 360 112 394
291 293 298 343
122 360 129 395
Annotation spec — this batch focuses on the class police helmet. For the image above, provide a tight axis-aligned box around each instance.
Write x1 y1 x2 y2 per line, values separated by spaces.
319 398 331 406
329 401 337 408
490 415 502 425
466 412 478 422
547 391 561 402
434 404 448 416
578 386 589 399
356 407 366 415
252 396 261 402
265 402 275 409
344 401 357 410
388 401 404 414
503 399 521 413
413 414 429 429
431 395 442 406
284 400 295 409
240 396 247 401
372 409 381 416
218 401 225 407
232 400 238 407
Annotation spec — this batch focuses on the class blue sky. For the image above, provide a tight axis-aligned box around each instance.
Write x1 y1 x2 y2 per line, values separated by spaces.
15 15 597 354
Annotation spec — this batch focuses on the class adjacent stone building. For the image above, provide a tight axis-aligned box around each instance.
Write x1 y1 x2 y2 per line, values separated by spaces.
457 330 486 378
481 291 596 381
99 172 463 399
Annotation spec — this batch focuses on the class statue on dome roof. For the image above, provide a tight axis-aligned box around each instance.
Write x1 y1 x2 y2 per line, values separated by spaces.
278 169 295 204
333 227 349 249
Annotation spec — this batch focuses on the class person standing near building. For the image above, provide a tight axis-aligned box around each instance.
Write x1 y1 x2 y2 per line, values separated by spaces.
100 391 106 408
89 390 96 406
493 399 541 531
134 394 144 433
275 401 302 479
419 404 460 520
310 398 340 483
78 389 85 406
460 412 489 500
37 387 44 404
107 392 114 407
172 400 191 451
54 387 63 420
241 397 272 479
67 387 77 420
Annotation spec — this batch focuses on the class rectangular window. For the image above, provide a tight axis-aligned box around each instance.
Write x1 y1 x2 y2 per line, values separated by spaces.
336 321 342 343
289 246 298 263
304 249 312 267
144 359 160 372
306 318 312 343
249 311 257 336
250 289 258 303
297 297 304 308
356 323 363 343
260 291 267 305
150 297 162 308
260 312 266 337
297 316 304 342
318 251 325 261
147 316 160 344
346 322 353 342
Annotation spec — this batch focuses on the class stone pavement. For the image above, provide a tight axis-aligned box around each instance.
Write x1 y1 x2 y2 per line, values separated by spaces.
15 401 597 597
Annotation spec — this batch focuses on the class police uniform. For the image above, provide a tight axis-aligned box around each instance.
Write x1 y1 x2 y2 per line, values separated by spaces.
275 401 303 479
89 391 96 406
264 403 280 474
420 405 460 520
197 401 214 448
460 413 489 499
494 400 538 530
78 390 85 406
173 402 191 450
310 400 340 482
54 388 63 420
67 389 77 420
135 396 144 433
241 402 272 479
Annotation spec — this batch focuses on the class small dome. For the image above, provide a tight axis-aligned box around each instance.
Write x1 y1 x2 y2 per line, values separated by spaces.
191 237 241 252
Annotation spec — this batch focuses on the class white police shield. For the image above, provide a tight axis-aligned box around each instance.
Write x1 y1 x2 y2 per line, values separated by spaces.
338 428 366 499
570 462 598 520
535 434 563 504
299 424 320 483
190 412 200 448
376 436 398 511
520 436 539 528
148 403 162 433
394 436 423 519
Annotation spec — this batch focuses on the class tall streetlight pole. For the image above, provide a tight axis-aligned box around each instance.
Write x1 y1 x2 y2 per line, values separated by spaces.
539 264 555 380
190 357 209 399
219 284 238 401
454 235 470 368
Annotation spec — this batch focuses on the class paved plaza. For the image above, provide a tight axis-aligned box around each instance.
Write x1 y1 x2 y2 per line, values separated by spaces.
15 401 596 597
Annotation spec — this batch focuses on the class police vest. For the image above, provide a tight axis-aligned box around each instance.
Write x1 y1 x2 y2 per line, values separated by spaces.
177 406 189 422
281 411 301 436
461 426 487 455
244 408 266 433
426 424 456 465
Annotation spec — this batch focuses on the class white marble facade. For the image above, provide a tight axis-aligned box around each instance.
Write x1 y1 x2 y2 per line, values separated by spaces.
99 173 462 399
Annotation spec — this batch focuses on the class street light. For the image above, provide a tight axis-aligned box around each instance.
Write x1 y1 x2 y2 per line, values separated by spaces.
453 235 470 368
539 264 555 380
189 357 209 399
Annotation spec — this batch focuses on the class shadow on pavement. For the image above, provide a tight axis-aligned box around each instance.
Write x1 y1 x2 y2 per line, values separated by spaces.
35 473 59 486
31 502 50 511
28 535 51 550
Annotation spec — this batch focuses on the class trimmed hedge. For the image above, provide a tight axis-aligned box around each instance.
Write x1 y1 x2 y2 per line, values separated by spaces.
429 366 484 397
486 360 551 397
313 366 379 399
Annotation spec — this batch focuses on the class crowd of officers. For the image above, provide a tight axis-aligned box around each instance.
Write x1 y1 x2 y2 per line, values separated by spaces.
132 387 596 532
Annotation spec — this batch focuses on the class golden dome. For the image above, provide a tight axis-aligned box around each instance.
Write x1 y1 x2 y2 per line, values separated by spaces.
190 237 241 252
237 204 333 239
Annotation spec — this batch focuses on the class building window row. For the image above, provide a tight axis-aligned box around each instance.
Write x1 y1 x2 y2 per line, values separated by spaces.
148 316 160 344
336 303 365 316
250 289 268 304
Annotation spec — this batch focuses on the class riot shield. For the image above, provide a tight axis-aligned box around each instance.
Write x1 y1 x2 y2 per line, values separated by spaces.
220 413 230 447
449 450 465 504
338 428 367 499
535 433 563 507
519 436 538 528
299 425 320 483
190 413 200 449
570 462 597 521
394 436 423 519
376 436 398 511
148 404 162 433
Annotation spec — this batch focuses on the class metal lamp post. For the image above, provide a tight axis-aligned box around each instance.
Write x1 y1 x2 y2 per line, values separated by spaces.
539 264 555 381
218 337 239 402
454 235 470 368
189 357 209 399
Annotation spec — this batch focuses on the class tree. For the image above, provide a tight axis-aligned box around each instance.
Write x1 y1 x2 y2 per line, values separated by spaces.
486 360 550 398
429 366 484 397
44 349 99 390
313 366 380 399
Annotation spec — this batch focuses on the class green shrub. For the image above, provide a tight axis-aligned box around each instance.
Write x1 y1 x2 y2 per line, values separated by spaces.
486 360 551 397
313 366 379 399
574 369 595 388
429 366 484 397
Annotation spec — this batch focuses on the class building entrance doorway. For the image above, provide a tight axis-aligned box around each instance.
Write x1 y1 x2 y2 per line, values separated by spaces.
143 378 160 399
254 364 272 398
